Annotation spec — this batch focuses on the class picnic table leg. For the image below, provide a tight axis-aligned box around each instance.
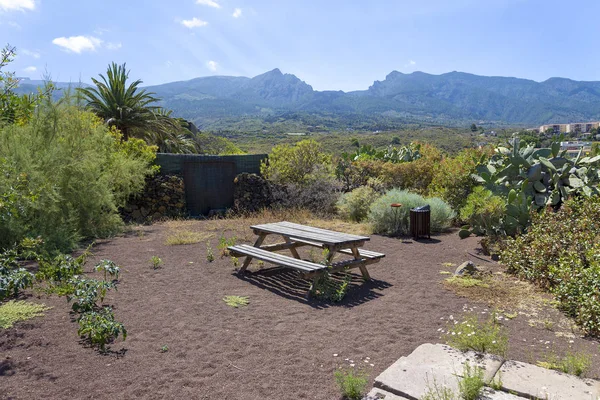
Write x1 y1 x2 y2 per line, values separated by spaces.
307 247 336 298
351 247 371 281
238 233 267 273
283 236 301 259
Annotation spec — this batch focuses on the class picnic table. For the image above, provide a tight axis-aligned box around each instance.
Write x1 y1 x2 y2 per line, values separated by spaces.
228 221 385 287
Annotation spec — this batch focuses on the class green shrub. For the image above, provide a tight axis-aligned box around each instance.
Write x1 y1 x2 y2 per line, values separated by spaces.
67 278 116 313
77 307 126 351
458 362 485 400
459 187 505 235
368 189 455 235
0 99 156 253
444 312 508 357
501 197 600 336
337 186 380 222
261 139 333 186
334 368 367 400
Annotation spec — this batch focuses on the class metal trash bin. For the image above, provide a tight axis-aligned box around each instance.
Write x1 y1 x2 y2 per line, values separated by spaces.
410 205 431 239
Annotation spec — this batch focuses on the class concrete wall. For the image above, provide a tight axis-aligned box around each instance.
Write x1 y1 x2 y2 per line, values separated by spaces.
155 153 268 216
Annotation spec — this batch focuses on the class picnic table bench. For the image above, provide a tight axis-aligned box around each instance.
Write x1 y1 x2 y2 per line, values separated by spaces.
228 221 385 287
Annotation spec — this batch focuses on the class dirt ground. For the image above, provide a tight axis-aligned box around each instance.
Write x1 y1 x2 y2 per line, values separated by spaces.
1 219 599 400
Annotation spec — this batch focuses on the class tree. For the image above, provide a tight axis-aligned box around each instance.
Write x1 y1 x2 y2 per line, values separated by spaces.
470 123 478 132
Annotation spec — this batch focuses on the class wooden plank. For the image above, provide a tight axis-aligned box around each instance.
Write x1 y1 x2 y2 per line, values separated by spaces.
251 222 369 245
284 236 301 259
339 248 385 259
229 245 327 273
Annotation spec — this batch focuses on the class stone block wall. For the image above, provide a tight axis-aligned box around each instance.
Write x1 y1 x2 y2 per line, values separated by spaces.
121 174 186 223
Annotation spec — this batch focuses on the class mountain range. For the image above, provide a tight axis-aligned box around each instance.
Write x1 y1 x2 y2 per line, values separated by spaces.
17 69 600 129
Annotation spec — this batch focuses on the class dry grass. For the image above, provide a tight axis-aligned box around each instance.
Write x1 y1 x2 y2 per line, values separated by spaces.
165 230 213 246
442 272 550 312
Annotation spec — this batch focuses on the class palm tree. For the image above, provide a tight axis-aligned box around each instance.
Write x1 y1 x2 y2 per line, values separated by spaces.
78 62 161 141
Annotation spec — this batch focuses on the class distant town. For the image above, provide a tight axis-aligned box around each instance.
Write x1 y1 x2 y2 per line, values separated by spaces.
524 121 600 157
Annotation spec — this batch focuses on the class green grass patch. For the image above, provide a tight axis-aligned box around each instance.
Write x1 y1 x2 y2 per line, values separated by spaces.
0 300 52 329
537 351 592 377
223 296 249 308
444 312 508 357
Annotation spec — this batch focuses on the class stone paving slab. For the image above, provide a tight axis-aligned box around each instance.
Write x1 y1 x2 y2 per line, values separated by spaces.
374 343 503 399
364 388 411 399
480 388 528 399
499 360 600 400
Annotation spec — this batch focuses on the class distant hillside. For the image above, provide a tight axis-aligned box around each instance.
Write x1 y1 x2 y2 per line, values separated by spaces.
16 70 600 131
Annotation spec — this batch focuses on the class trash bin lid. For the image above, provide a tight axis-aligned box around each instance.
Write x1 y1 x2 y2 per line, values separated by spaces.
412 205 430 211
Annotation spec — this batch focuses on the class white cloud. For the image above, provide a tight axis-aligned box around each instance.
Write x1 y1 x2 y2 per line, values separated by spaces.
23 66 36 72
409 60 416 65
165 61 172 68
0 0 35 12
181 17 208 28
106 42 122 50
52 36 103 54
21 49 40 58
196 0 220 8
232 8 242 18
206 60 218 72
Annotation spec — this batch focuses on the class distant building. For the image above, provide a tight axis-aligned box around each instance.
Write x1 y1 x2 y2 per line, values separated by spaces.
539 122 600 135
560 141 592 157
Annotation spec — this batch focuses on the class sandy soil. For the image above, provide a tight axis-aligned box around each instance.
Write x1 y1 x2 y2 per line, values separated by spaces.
1 220 599 399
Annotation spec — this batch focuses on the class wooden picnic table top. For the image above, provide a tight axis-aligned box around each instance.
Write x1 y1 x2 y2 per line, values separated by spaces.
250 221 370 246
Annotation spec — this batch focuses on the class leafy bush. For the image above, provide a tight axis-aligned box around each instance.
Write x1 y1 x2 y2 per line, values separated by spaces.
337 186 380 222
77 307 126 351
0 300 51 329
0 248 34 300
0 99 156 253
67 278 116 313
334 369 367 400
458 363 485 400
444 312 508 357
459 187 505 236
261 139 333 186
368 189 455 235
429 148 491 213
271 174 342 215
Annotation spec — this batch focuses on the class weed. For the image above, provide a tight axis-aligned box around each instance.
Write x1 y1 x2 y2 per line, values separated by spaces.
489 370 503 390
256 260 265 269
543 319 554 331
0 300 51 329
334 368 367 400
537 351 592 377
311 271 352 303
444 312 508 357
77 307 126 351
439 271 453 275
67 278 116 313
231 257 239 268
421 375 455 400
165 230 212 246
94 260 120 281
503 311 518 319
442 262 457 267
206 243 214 263
445 275 489 288
160 345 169 353
458 362 485 400
217 234 237 258
150 256 163 269
223 295 249 308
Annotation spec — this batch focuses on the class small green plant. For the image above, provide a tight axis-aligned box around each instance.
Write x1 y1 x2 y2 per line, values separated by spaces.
150 256 163 269
94 259 120 281
310 268 352 303
334 368 368 400
160 345 169 353
537 351 592 377
458 362 485 400
67 278 116 313
421 378 455 400
77 307 126 351
231 257 239 268
489 371 503 390
217 234 237 258
206 243 214 262
0 267 34 301
256 260 265 269
444 312 508 357
0 300 51 329
223 295 249 308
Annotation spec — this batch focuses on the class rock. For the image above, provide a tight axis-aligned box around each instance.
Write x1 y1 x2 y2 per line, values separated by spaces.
479 388 528 399
374 343 503 399
454 261 480 276
363 388 410 399
498 360 600 400
233 173 273 213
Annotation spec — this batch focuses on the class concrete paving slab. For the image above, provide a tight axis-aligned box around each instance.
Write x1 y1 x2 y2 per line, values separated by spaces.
374 343 503 399
499 360 600 400
363 388 410 399
480 388 528 399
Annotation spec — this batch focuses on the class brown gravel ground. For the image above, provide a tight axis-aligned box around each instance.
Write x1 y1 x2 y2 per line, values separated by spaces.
1 219 599 400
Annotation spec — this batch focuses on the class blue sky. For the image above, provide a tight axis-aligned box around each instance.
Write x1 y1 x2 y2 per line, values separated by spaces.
1 0 599 91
